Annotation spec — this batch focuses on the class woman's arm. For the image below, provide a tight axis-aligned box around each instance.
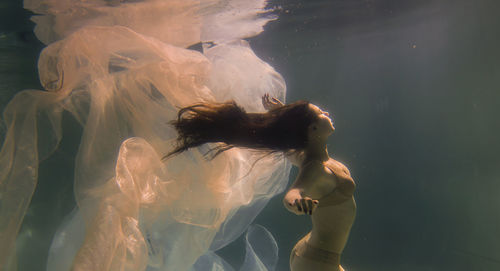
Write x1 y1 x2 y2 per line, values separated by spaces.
283 162 325 215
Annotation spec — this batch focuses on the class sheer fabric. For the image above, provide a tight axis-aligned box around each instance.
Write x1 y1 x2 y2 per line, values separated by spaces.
0 1 288 270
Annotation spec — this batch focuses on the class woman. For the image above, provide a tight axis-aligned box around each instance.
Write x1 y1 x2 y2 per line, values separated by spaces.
167 94 356 271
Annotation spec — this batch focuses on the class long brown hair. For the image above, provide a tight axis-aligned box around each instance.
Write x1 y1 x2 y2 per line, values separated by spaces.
163 100 318 159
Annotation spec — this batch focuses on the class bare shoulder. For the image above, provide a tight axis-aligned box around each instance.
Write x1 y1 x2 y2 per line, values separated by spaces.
326 158 354 183
289 160 329 196
286 151 305 166
297 160 327 179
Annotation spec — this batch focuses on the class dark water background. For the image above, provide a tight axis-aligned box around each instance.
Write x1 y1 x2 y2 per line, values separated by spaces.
1 0 500 270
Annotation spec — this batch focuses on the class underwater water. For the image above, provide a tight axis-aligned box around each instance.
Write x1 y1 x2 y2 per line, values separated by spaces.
1 0 500 270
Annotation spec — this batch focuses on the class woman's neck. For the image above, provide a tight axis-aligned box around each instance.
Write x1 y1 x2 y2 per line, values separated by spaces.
303 138 330 163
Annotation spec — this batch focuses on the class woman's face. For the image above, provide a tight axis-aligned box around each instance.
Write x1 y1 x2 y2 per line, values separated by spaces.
308 104 335 136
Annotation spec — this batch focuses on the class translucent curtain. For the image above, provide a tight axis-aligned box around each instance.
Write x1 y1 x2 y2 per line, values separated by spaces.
1 1 288 270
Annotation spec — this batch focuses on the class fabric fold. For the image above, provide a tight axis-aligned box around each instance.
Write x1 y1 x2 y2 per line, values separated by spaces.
2 1 286 270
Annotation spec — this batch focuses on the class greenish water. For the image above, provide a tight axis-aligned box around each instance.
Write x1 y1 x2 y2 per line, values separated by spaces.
1 0 499 270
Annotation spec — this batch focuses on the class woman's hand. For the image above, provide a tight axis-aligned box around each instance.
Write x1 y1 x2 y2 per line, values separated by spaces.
262 93 284 111
287 196 319 215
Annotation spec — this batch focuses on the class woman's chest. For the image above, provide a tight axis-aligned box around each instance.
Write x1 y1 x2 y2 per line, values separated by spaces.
306 159 355 199
305 165 338 199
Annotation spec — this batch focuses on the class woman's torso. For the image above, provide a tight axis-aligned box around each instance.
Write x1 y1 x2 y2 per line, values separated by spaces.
299 158 357 253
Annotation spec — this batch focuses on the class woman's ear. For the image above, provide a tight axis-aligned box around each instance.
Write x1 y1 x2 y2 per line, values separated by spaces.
308 123 318 132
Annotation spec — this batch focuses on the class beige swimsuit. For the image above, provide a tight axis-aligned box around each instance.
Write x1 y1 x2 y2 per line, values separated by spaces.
290 163 354 269
290 190 348 266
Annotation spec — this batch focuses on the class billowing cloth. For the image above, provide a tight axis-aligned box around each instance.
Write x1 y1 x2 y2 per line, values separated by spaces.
23 0 276 46
0 1 289 270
